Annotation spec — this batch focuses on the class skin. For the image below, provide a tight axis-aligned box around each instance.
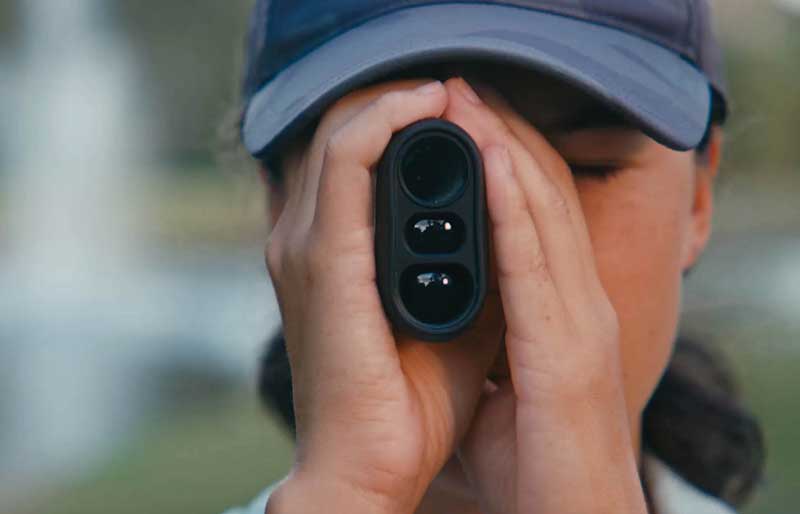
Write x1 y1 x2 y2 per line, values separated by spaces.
260 62 722 514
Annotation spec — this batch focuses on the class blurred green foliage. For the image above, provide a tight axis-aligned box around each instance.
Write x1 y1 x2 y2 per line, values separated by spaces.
717 5 800 172
113 1 253 163
0 1 19 50
19 396 294 514
728 341 800 513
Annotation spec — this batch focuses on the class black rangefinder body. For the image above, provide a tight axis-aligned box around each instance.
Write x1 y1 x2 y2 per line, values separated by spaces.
376 118 488 342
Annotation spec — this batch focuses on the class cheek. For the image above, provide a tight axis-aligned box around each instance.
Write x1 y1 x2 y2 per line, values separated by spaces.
576 168 693 413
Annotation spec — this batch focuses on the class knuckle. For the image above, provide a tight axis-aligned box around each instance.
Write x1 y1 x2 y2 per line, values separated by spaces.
529 248 550 278
374 90 405 113
372 91 408 124
323 92 365 127
547 188 570 216
496 246 549 284
324 128 351 164
265 239 283 278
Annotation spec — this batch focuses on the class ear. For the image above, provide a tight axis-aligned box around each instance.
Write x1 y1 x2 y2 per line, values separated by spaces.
683 127 723 270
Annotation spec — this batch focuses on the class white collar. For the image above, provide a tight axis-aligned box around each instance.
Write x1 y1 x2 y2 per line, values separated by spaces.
644 452 738 514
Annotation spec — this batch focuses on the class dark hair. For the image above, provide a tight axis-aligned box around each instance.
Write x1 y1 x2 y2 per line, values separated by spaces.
642 336 765 507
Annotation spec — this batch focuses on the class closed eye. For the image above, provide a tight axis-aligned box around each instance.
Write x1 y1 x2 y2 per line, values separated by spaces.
568 163 623 180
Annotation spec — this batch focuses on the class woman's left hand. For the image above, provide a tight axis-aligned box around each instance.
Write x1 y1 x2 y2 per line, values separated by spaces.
439 78 649 514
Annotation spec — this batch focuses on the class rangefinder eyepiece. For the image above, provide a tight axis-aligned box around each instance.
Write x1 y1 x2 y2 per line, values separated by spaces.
400 135 468 208
375 119 487 342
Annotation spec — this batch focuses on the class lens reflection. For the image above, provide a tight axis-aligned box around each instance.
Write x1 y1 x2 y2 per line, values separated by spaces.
400 264 473 325
405 214 465 254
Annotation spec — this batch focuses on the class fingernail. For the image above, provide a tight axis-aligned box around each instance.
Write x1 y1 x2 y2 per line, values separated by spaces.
459 79 483 105
416 80 443 95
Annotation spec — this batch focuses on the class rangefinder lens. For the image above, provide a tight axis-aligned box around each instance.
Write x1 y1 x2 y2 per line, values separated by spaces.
400 135 468 208
399 264 474 325
405 214 465 254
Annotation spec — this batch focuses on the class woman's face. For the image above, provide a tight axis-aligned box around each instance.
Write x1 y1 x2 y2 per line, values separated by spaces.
265 61 720 508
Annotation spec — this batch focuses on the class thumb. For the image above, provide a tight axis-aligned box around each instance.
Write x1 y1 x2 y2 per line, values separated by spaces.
396 292 504 466
457 378 517 514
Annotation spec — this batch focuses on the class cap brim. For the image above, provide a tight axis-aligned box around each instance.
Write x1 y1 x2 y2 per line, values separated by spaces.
243 3 712 158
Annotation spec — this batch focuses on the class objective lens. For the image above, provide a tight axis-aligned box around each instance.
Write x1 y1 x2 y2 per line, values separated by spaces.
400 264 474 325
400 135 468 208
405 214 465 254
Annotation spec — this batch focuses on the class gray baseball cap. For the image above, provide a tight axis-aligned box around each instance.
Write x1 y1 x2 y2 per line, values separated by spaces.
241 0 727 160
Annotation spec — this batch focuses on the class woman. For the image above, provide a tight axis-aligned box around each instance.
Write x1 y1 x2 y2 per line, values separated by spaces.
229 1 764 513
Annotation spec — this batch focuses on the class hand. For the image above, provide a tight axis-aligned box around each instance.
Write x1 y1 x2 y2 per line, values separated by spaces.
264 80 504 514
439 79 649 513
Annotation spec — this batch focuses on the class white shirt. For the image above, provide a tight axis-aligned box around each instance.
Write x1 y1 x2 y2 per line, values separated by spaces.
642 452 737 514
222 452 737 514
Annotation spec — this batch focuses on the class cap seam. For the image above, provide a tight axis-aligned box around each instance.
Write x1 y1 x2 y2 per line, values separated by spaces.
683 0 697 60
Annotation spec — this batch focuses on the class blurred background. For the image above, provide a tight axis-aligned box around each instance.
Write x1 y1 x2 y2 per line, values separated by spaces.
0 1 797 513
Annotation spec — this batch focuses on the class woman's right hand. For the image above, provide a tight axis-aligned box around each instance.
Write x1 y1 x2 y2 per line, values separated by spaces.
264 79 503 514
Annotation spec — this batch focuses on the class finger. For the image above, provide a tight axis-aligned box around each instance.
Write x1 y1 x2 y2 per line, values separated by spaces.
312 81 448 240
297 81 448 380
295 80 439 236
482 144 567 345
442 78 589 300
484 144 593 406
456 378 517 514
396 290 505 454
264 146 310 282
471 83 601 291
392 214 506 460
264 148 311 349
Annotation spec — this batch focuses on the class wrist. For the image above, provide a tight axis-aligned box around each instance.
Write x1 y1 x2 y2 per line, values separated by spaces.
515 395 647 514
266 471 407 514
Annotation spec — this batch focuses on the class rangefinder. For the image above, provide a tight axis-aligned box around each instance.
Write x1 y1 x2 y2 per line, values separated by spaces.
375 118 488 342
